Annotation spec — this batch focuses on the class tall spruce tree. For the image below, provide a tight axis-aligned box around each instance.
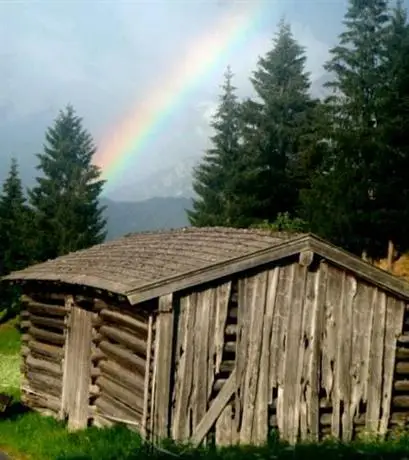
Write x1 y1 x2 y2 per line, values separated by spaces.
373 0 409 257
301 0 390 256
188 66 247 227
29 105 106 261
0 157 33 318
239 19 316 224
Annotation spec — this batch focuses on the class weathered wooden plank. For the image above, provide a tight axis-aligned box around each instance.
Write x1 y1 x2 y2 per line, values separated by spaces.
24 298 69 317
306 262 327 441
215 403 235 446
21 390 61 413
29 340 64 361
29 326 65 346
153 294 174 440
239 271 268 445
171 293 197 440
94 392 142 423
254 267 279 444
365 289 386 432
142 315 153 437
66 304 93 430
194 288 213 431
190 369 237 447
339 275 356 442
379 298 405 434
214 282 231 376
275 265 295 437
29 314 65 330
283 262 309 444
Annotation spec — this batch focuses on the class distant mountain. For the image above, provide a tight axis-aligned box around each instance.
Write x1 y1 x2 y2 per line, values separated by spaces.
106 155 200 202
101 196 193 240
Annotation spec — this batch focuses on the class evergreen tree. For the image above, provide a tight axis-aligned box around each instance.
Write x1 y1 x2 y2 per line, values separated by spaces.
29 105 106 261
373 0 409 257
188 66 247 227
0 157 33 319
302 0 390 256
239 19 316 224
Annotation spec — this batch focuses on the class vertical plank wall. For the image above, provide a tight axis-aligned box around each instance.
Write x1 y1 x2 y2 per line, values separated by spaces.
237 260 405 444
156 257 407 447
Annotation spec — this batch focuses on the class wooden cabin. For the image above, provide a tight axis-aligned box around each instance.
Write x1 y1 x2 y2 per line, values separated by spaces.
5 227 409 446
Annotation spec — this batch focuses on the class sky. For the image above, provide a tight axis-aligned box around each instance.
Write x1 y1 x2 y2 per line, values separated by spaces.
0 0 401 197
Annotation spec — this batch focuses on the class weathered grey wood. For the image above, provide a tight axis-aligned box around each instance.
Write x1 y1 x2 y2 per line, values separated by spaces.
99 340 145 374
378 298 404 434
95 393 142 423
26 354 62 377
62 301 93 430
29 326 65 346
99 309 148 338
190 369 237 447
153 294 174 439
99 325 147 358
240 272 268 444
29 340 64 361
97 375 144 413
99 360 145 396
172 293 196 440
29 314 65 330
21 390 61 413
142 314 153 437
365 289 386 432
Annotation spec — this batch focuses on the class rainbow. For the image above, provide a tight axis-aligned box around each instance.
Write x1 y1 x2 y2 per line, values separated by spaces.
96 1 266 186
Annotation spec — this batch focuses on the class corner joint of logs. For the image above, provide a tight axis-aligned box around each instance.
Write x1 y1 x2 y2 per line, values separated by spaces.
298 249 314 268
158 293 173 313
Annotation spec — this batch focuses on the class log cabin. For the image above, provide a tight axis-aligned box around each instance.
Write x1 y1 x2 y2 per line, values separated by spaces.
4 227 409 446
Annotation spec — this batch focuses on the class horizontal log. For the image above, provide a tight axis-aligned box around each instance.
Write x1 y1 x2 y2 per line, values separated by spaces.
90 384 100 397
29 326 65 346
96 376 144 414
92 329 103 343
394 380 409 392
393 395 409 408
29 340 64 361
396 362 409 375
25 292 66 303
22 345 30 357
225 325 237 337
91 366 101 379
27 371 62 397
94 393 142 423
220 360 235 374
30 314 65 331
100 325 147 357
20 320 31 330
26 354 62 377
228 307 238 319
224 342 236 355
99 360 145 396
23 299 68 317
398 335 409 345
396 348 409 360
20 310 30 318
213 379 227 393
22 333 31 343
91 348 106 363
100 309 148 338
99 341 146 374
21 390 61 413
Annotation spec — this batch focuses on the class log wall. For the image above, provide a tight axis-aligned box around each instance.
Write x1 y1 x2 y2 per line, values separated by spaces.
90 300 153 433
20 293 69 418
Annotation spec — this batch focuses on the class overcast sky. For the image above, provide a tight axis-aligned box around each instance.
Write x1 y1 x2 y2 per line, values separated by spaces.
0 0 402 195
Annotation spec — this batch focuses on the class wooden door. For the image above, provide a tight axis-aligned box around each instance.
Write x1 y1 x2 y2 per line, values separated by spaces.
61 296 93 430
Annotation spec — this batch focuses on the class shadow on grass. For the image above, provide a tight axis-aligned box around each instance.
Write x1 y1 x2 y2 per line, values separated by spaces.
1 400 31 421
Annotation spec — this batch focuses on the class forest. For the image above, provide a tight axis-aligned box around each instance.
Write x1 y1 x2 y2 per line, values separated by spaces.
1 0 409 322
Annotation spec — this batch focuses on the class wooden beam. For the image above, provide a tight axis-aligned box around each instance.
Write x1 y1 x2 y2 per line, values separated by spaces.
190 368 237 447
298 250 314 267
308 237 409 301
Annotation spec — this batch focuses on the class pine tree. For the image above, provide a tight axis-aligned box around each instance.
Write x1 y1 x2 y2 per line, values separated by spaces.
374 1 409 256
0 157 34 319
302 0 390 256
29 105 106 261
188 67 247 227
239 19 316 224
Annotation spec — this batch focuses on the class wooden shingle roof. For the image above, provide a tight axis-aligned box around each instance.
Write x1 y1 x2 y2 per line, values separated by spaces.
5 227 409 305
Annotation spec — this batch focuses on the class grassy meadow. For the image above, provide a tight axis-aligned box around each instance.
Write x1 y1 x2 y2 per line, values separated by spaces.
3 320 409 459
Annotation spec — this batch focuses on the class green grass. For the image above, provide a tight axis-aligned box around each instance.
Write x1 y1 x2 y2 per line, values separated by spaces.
3 318 409 459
